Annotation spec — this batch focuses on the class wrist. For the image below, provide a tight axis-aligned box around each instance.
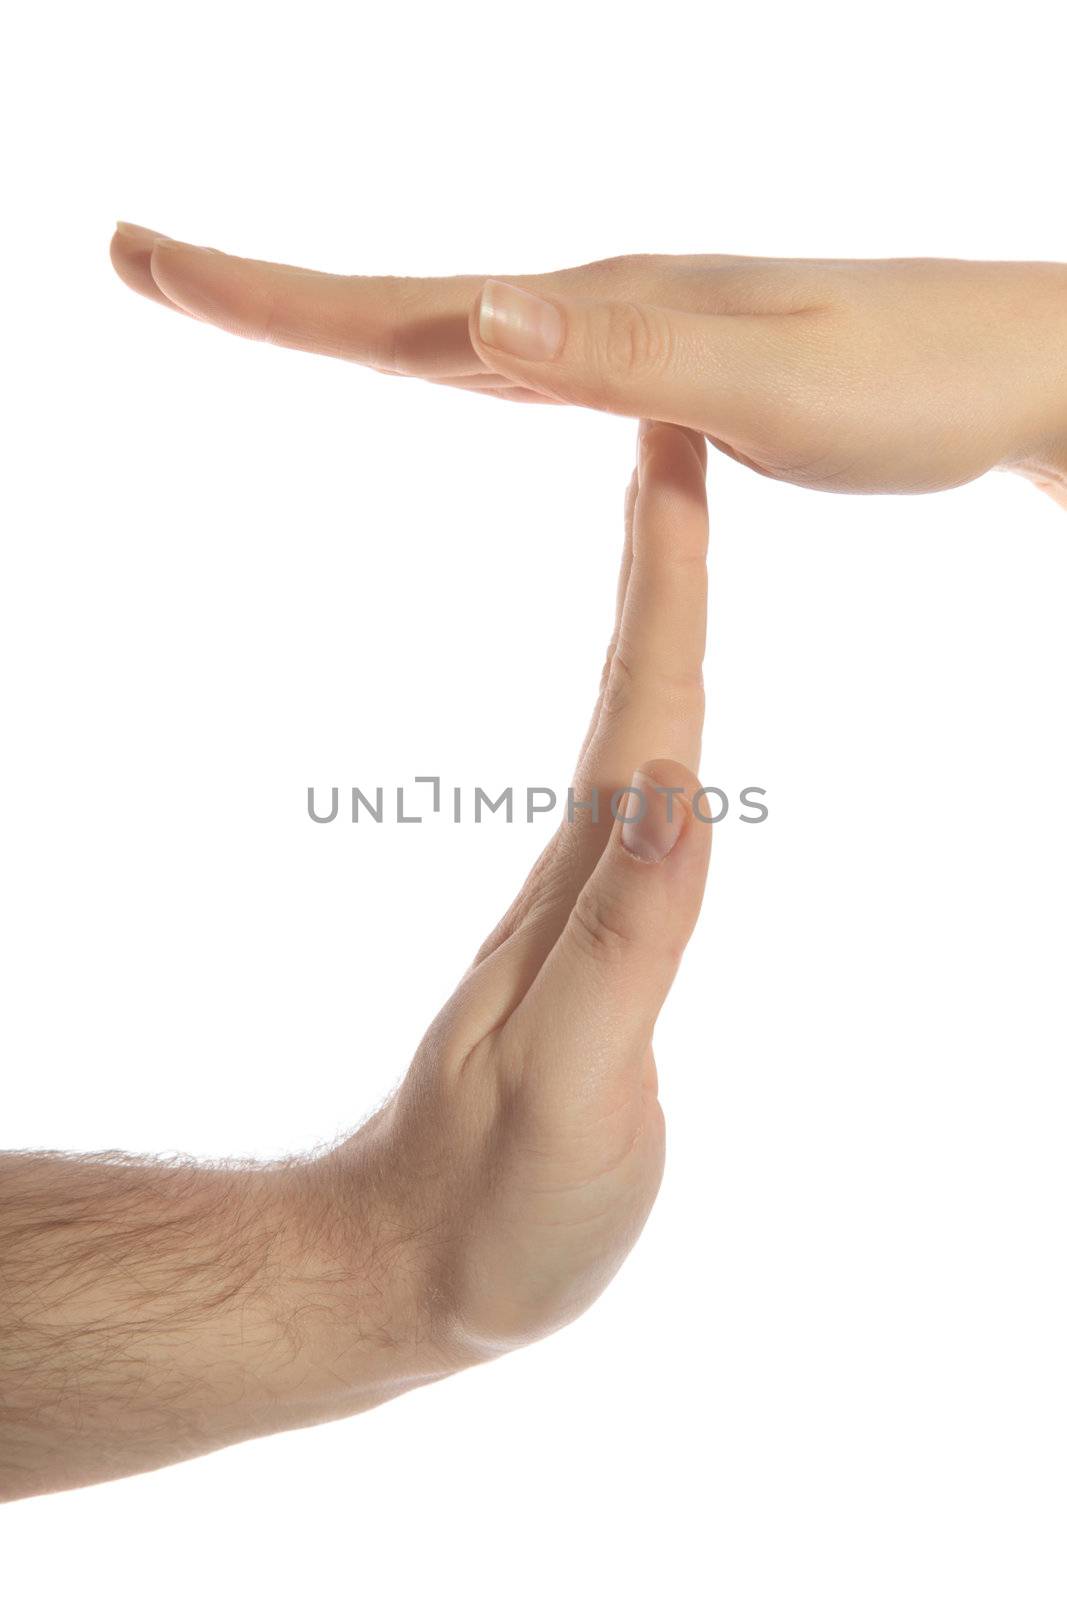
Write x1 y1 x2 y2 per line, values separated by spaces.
1002 264 1067 498
295 1120 477 1410
1008 455 1067 507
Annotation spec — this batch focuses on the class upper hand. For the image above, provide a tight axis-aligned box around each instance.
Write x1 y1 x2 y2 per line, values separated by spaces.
112 225 1067 499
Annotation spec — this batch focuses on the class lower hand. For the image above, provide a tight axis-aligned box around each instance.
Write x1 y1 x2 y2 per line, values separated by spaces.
338 419 712 1360
0 422 712 1498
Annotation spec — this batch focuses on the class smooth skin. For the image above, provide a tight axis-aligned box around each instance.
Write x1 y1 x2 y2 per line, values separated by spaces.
1 421 711 1500
112 224 1067 504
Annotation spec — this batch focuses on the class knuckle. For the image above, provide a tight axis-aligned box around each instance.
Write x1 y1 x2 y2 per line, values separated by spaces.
600 649 636 721
580 252 656 285
599 651 704 727
254 287 282 345
358 275 419 374
555 253 649 291
596 300 673 387
595 637 617 701
570 883 635 965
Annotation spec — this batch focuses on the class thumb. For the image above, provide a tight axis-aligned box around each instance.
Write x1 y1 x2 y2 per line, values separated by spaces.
470 279 783 439
515 760 713 1094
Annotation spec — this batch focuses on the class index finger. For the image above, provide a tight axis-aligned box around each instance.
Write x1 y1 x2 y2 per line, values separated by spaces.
578 420 709 793
111 222 489 376
466 421 709 1008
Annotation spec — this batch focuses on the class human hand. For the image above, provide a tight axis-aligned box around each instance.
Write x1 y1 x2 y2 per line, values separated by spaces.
112 225 1067 499
340 418 712 1359
0 421 710 1499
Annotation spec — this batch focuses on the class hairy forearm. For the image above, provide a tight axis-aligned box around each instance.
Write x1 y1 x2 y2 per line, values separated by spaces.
0 1139 454 1500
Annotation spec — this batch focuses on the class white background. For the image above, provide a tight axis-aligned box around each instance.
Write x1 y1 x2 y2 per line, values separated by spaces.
3 2 1066 1594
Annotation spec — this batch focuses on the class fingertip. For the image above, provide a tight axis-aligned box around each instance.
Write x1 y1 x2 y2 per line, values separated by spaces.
634 427 711 560
471 278 567 368
635 759 708 826
637 419 709 483
109 227 133 277
110 223 185 311
616 759 712 870
468 281 505 371
637 756 701 793
620 768 688 864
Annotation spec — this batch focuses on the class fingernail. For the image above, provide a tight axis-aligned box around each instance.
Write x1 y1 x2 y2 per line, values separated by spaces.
151 239 209 259
620 770 685 863
115 221 170 245
477 280 565 362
